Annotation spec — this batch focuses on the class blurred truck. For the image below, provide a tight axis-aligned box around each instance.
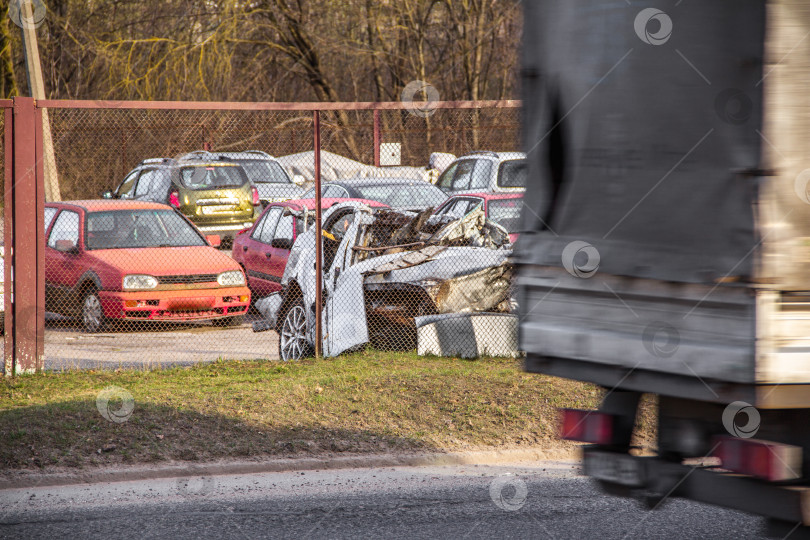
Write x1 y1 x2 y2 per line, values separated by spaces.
517 1 810 536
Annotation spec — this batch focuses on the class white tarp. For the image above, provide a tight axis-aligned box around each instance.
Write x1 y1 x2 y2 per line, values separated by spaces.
276 150 428 184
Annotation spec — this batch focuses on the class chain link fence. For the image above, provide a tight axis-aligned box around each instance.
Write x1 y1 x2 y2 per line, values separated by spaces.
14 100 523 370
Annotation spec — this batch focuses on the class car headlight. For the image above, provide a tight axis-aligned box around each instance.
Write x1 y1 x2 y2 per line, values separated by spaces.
218 270 245 287
123 274 158 290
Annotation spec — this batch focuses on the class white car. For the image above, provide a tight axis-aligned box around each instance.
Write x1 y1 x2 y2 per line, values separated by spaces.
254 202 512 361
434 151 527 194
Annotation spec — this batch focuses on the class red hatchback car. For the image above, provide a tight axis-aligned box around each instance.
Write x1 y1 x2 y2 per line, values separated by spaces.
45 200 250 332
232 198 387 297
433 192 523 243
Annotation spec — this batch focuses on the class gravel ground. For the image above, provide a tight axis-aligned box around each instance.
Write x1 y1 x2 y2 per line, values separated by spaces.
3 312 280 371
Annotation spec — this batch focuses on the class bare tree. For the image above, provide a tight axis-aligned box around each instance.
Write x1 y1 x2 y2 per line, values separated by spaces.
2 0 521 103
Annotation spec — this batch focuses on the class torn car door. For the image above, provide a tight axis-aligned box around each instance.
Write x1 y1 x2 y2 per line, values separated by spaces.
323 209 373 356
324 266 369 357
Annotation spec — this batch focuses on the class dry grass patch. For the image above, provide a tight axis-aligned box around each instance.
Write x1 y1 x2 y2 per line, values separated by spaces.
0 351 653 470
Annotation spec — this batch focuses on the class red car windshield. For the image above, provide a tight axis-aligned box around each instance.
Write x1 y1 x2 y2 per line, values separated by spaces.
85 210 207 249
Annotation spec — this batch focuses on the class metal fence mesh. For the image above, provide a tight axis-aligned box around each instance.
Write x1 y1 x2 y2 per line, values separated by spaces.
380 107 521 163
35 103 521 370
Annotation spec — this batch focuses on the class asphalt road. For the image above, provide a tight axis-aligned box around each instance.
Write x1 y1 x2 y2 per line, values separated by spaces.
36 312 279 371
0 461 768 539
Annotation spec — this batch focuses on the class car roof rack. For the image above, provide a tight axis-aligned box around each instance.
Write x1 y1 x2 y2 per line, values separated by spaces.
179 150 214 159
141 157 174 165
466 150 499 158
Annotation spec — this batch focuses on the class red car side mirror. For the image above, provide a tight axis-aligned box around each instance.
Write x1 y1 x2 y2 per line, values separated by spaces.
206 235 221 248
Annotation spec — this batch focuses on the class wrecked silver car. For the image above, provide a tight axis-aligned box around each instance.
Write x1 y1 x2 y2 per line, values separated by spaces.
254 201 513 360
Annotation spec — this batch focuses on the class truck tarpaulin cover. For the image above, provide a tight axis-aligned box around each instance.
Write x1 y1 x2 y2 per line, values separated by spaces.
517 1 765 284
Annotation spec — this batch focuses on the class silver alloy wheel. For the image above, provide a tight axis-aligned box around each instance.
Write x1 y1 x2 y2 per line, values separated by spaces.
82 293 104 333
280 304 308 361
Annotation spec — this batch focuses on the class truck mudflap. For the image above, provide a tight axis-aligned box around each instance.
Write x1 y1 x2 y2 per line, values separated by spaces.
583 448 810 526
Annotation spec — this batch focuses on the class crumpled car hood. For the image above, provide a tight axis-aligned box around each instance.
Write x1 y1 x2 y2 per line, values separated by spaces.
363 246 508 284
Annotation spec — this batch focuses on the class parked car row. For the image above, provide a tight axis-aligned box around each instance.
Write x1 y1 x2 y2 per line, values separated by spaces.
102 150 527 245
45 150 526 333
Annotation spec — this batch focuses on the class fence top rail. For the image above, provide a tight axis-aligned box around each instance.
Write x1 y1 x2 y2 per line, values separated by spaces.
34 99 521 111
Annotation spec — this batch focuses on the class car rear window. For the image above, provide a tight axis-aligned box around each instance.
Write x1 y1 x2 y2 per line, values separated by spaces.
85 210 207 249
178 166 247 190
497 160 527 188
239 160 291 184
487 198 523 232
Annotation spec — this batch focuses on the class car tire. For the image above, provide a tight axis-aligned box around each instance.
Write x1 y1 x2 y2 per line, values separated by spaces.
277 297 313 361
212 315 244 327
81 287 107 333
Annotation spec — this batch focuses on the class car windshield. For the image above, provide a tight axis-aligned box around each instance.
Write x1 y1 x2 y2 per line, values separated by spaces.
487 198 523 232
178 165 247 190
85 210 207 249
353 183 447 209
498 160 527 188
436 198 483 217
239 160 291 184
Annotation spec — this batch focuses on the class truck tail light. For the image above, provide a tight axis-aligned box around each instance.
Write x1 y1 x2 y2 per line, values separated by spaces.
712 436 802 482
169 190 181 208
560 408 614 445
251 186 260 206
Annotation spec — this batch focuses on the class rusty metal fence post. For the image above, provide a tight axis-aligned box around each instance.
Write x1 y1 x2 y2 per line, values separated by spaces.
313 109 323 358
373 109 381 167
4 97 45 375
3 104 11 375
